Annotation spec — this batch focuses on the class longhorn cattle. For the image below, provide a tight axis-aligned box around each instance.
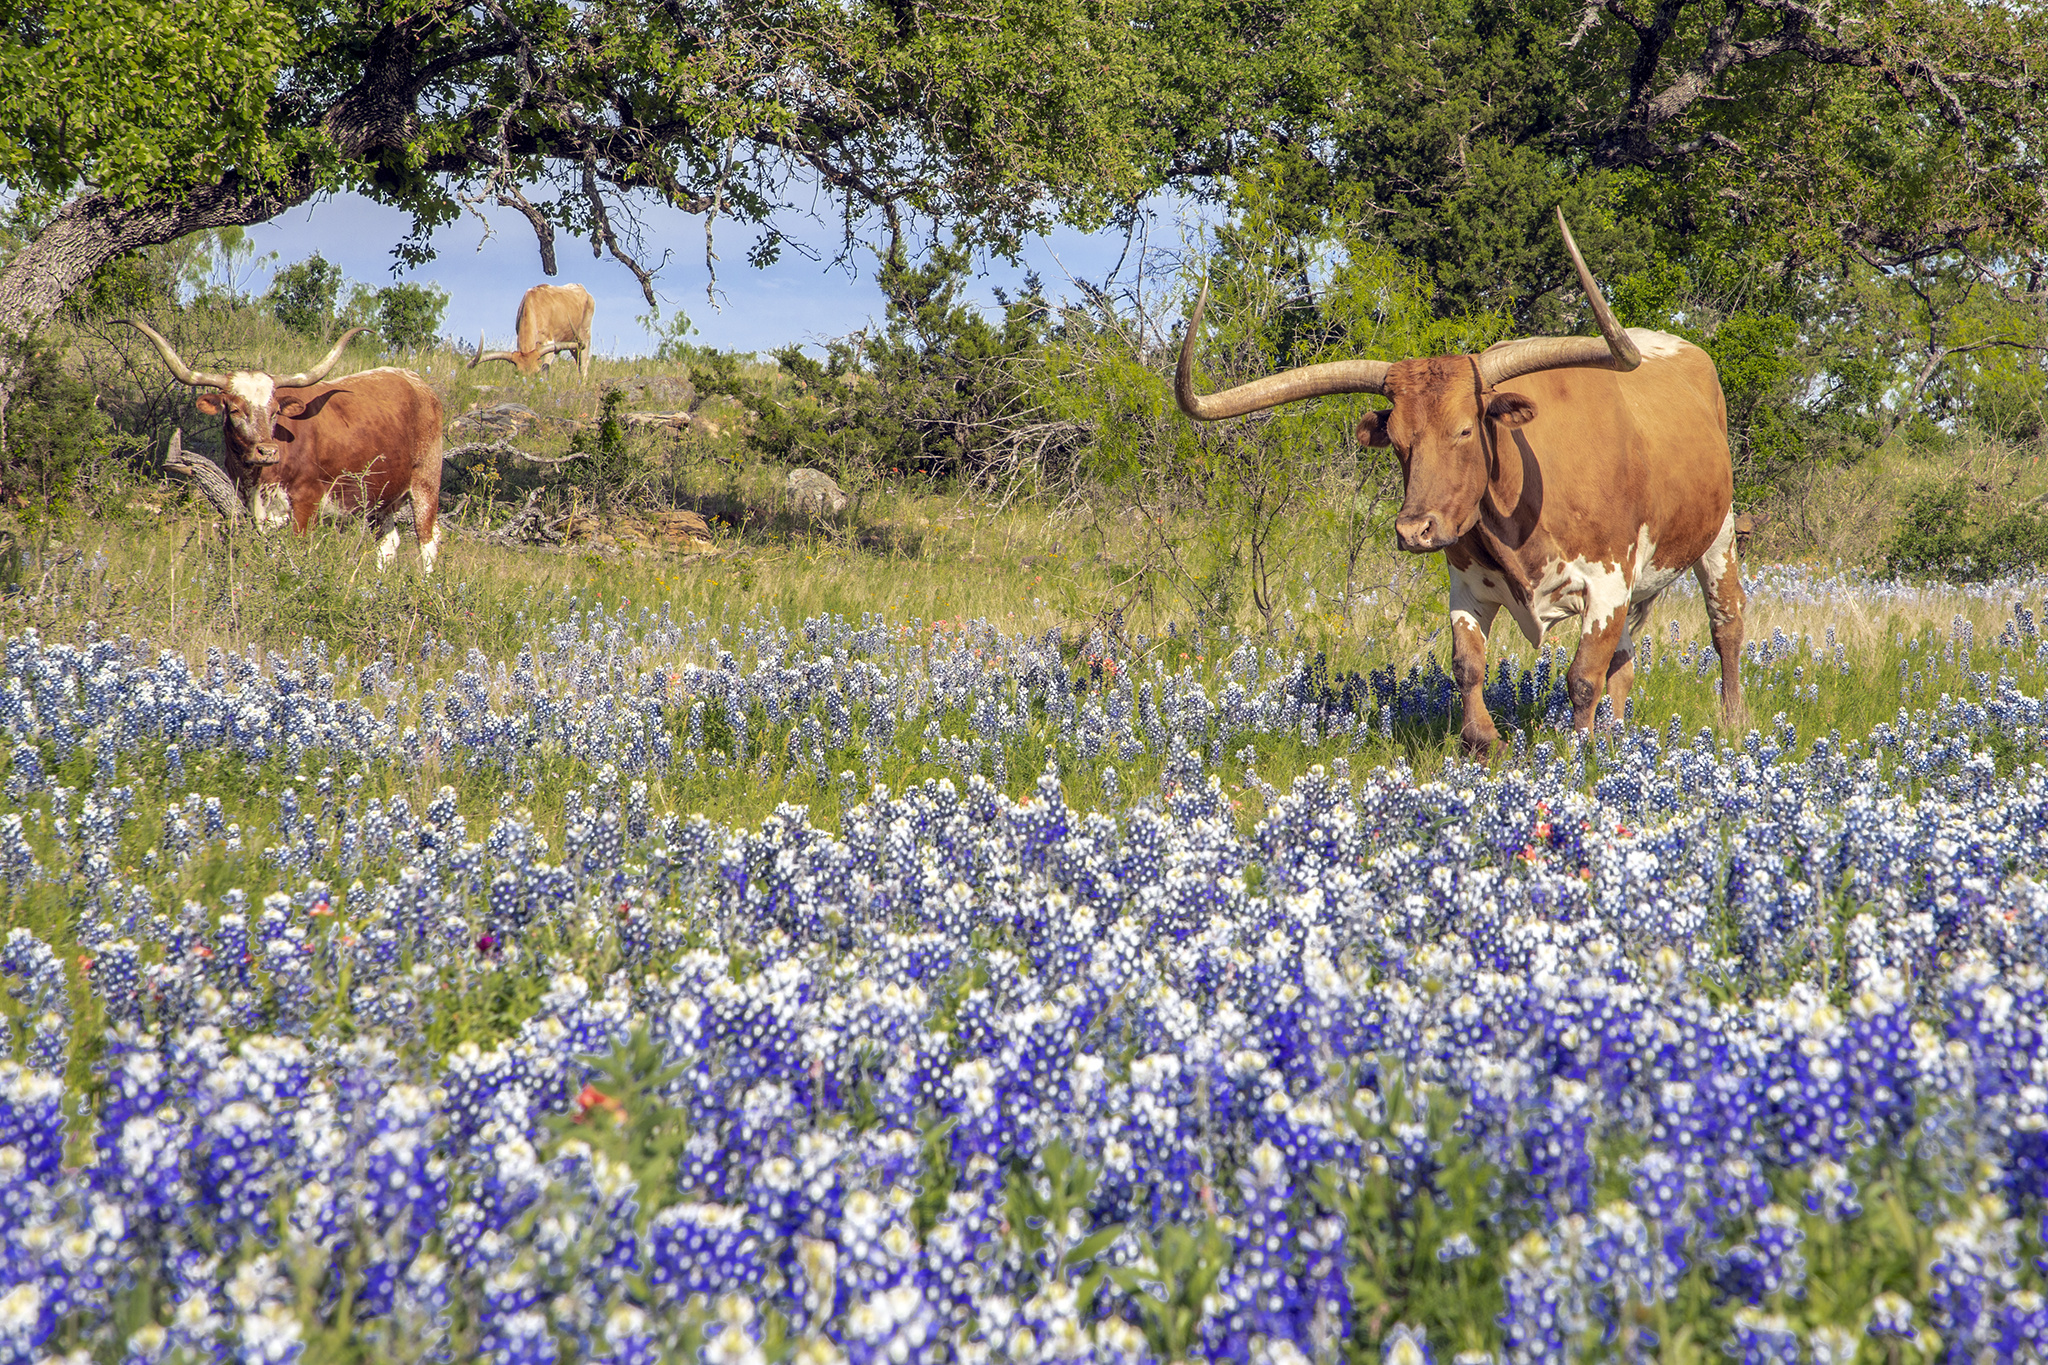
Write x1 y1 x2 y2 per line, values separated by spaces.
1175 210 1746 755
124 321 446 574
471 283 595 379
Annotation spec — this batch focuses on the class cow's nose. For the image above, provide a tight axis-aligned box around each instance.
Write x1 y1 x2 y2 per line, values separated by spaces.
252 444 282 465
1395 513 1451 552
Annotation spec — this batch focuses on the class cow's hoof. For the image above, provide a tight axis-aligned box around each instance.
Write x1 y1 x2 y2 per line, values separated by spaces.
1461 727 1504 761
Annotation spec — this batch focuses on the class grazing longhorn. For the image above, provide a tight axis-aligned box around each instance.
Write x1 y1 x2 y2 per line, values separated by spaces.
471 283 595 379
124 321 446 574
1176 210 1746 755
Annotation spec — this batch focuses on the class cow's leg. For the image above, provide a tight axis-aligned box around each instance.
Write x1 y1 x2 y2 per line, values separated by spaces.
1605 599 1656 722
1449 572 1503 757
367 497 403 571
1567 588 1631 732
1694 509 1747 725
255 484 295 533
412 483 441 577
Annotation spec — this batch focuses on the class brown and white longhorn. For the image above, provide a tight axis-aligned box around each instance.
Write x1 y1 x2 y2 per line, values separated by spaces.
470 283 595 379
1176 210 1746 755
124 320 446 573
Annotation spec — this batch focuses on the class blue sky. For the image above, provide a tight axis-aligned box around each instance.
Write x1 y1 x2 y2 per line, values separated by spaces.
239 191 1200 359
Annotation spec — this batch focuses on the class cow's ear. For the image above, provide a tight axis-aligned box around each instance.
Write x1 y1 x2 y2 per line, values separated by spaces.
1486 393 1538 427
1484 397 1530 517
1355 409 1392 447
194 393 224 415
270 423 296 443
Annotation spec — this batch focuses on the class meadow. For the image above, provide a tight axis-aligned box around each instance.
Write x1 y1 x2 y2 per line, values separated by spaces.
3 470 2048 1365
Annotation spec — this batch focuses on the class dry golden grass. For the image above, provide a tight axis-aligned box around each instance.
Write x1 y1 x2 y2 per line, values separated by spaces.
1750 430 2048 566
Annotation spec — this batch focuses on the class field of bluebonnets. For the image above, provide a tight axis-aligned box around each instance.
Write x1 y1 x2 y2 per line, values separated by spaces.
4 525 2048 1365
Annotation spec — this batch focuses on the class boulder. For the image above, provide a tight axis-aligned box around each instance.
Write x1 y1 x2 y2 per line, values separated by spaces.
452 402 547 437
626 375 696 409
659 509 718 554
621 411 692 429
787 467 850 518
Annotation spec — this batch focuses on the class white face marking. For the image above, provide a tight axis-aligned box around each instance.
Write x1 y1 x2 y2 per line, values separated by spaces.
418 526 440 576
227 372 276 411
376 526 401 569
252 484 292 531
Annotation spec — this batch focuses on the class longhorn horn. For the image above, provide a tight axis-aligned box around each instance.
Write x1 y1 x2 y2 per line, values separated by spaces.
120 319 231 390
1475 210 1641 389
471 329 521 368
1175 282 1390 420
275 328 365 388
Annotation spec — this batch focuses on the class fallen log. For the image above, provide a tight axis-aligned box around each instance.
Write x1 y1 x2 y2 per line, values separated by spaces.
162 429 243 525
445 440 587 467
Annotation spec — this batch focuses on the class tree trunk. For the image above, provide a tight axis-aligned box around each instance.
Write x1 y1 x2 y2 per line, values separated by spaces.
0 168 318 446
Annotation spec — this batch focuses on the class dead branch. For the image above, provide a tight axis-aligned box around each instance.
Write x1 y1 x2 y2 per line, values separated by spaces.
162 428 244 524
445 440 589 467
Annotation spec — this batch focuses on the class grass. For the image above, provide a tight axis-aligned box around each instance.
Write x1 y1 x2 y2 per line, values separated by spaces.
1749 426 2048 566
6 464 2048 1076
12 491 2044 827
21 302 2048 909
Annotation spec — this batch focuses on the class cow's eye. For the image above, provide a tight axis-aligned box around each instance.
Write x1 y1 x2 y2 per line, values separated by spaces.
1457 427 1473 438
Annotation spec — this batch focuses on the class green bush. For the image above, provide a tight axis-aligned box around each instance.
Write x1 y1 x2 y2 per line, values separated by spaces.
566 387 631 502
2 335 110 525
373 281 448 352
269 253 344 340
737 238 1051 483
1885 477 2048 580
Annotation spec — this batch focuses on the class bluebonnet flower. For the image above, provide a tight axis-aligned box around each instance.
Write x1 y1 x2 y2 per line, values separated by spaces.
1728 1309 1800 1365
1384 1323 1434 1365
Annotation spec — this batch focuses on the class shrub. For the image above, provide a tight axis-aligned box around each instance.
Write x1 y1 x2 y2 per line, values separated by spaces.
737 239 1050 484
269 253 345 340
1885 476 2048 580
566 386 631 503
2 335 110 525
372 281 448 353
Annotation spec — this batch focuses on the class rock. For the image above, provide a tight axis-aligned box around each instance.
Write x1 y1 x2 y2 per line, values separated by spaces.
452 402 547 437
787 467 850 518
626 376 695 409
659 509 718 554
621 411 692 429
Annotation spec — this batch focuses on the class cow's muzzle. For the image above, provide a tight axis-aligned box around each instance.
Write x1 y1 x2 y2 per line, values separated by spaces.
250 444 284 467
1395 512 1457 553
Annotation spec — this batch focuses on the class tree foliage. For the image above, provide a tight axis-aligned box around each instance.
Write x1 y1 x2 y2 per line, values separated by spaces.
370 282 448 353
1279 0 2048 306
0 336 108 525
0 0 1311 311
268 254 346 342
